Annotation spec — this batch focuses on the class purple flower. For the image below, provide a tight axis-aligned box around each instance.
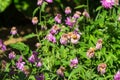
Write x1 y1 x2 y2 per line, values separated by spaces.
54 14 62 23
100 0 114 9
82 9 90 18
16 56 25 71
10 27 17 35
114 71 120 80
28 54 37 63
86 48 95 58
96 39 102 50
9 51 16 59
36 62 42 67
65 17 76 28
37 0 43 6
73 11 81 19
65 6 71 14
45 0 53 3
97 63 107 75
35 73 45 80
0 39 7 51
50 25 60 35
28 51 38 63
60 34 68 45
32 17 38 25
45 33 56 43
70 58 78 68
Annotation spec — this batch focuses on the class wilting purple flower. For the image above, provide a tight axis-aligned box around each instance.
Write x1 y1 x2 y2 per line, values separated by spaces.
50 25 60 35
100 0 114 9
23 67 30 76
37 0 43 6
28 54 37 63
86 48 95 58
0 39 7 51
65 17 76 28
70 32 80 44
82 9 90 18
45 33 56 43
70 58 78 68
97 63 107 75
16 56 25 71
73 11 81 19
46 0 53 3
54 14 62 23
10 27 17 35
114 71 120 80
36 62 42 67
32 17 38 25
96 39 103 50
28 51 38 63
35 73 45 80
65 6 71 14
9 51 16 59
1 60 7 70
56 66 65 77
60 34 68 45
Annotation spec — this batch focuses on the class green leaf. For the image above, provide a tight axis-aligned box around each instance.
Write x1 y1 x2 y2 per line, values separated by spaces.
24 33 36 39
41 2 48 12
33 7 39 16
9 42 29 52
74 5 87 9
96 6 102 12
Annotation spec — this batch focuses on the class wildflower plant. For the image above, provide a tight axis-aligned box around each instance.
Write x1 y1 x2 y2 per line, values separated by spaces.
1 0 120 80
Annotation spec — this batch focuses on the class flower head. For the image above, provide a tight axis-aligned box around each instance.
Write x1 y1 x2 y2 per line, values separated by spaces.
35 43 41 48
35 73 45 80
86 47 95 58
54 14 62 23
45 33 56 43
96 39 103 50
70 32 80 44
36 61 42 67
46 0 53 3
114 71 120 80
9 51 16 59
70 58 78 68
28 51 38 63
56 66 65 77
73 11 81 19
10 27 17 35
100 0 115 9
0 39 7 51
37 0 43 6
65 6 71 14
50 25 60 35
83 9 90 18
60 34 68 45
16 56 25 71
97 63 107 75
32 17 38 25
65 17 76 28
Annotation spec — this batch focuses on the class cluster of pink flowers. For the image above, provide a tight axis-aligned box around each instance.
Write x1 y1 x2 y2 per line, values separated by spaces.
60 31 81 45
